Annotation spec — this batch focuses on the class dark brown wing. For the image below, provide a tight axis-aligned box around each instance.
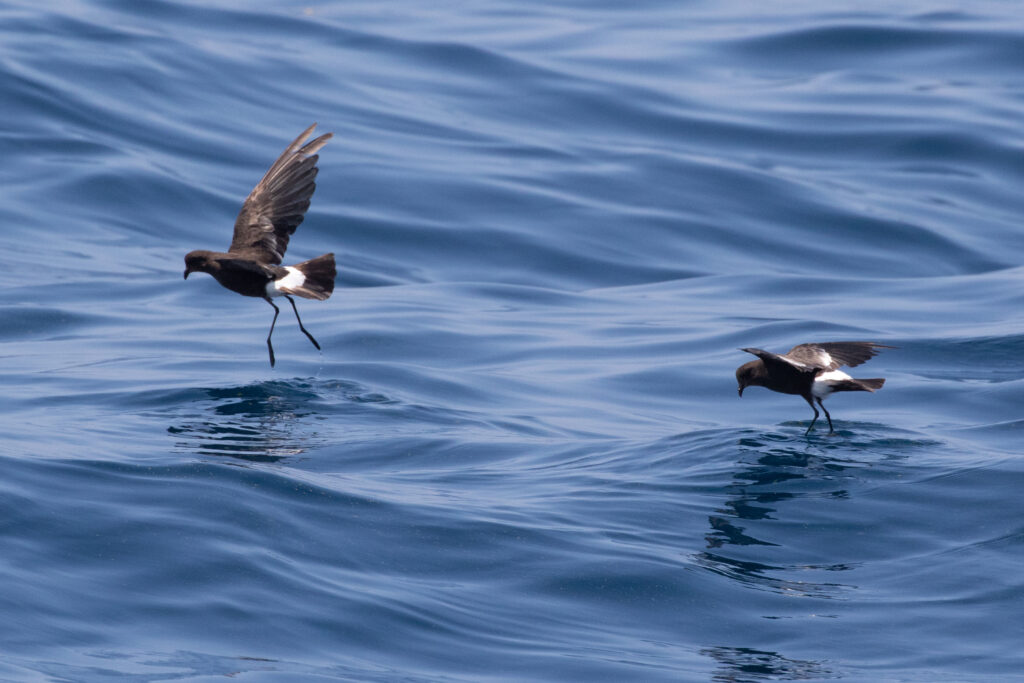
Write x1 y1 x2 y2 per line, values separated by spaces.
228 123 333 264
786 342 895 370
741 347 816 374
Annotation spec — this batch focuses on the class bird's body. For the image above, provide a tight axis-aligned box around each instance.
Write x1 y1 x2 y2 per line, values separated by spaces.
735 341 893 434
184 124 336 366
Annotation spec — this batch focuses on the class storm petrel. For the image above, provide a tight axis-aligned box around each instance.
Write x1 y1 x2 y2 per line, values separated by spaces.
735 341 894 434
184 124 336 367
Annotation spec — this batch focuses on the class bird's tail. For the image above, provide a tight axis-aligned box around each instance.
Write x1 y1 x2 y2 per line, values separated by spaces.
833 377 885 393
286 253 336 300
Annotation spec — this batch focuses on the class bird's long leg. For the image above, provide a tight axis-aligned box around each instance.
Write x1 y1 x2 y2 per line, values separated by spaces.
286 295 321 350
264 297 280 367
803 395 819 435
816 398 834 433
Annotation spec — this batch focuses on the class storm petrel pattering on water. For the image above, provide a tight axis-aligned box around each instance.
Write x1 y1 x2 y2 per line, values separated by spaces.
735 342 894 434
184 124 336 367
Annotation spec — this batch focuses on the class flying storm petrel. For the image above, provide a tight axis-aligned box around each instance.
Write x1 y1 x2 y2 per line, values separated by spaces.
184 124 336 367
735 341 894 434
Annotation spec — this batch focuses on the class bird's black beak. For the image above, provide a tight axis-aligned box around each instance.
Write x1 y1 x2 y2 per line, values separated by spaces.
183 270 190 280
737 386 744 397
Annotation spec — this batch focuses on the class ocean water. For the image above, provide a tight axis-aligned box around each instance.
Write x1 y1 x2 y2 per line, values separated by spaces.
1 0 1023 680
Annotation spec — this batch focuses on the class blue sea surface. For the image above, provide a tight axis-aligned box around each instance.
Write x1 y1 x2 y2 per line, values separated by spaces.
2 0 1023 680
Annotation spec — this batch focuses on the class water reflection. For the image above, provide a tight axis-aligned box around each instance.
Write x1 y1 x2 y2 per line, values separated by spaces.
693 550 851 600
167 380 324 461
707 434 860 544
697 431 864 599
697 426 937 599
700 645 838 682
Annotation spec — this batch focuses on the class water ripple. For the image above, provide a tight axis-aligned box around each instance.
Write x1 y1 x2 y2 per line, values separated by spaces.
2 1 1023 680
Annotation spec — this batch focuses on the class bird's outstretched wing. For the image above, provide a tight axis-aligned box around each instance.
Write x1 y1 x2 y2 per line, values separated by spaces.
741 347 815 373
785 342 895 370
228 124 333 264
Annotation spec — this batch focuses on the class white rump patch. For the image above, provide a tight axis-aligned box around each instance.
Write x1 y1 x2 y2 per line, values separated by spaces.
266 267 306 298
812 369 852 399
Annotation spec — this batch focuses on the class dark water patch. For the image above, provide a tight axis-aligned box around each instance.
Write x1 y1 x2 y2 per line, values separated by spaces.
723 22 1024 75
901 334 1024 382
0 306 108 340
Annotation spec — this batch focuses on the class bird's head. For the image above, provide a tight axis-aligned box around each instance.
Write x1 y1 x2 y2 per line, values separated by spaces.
735 360 765 397
183 250 218 279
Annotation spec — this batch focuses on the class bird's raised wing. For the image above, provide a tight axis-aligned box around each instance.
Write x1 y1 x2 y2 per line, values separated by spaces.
741 347 815 373
228 124 333 264
786 342 895 370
